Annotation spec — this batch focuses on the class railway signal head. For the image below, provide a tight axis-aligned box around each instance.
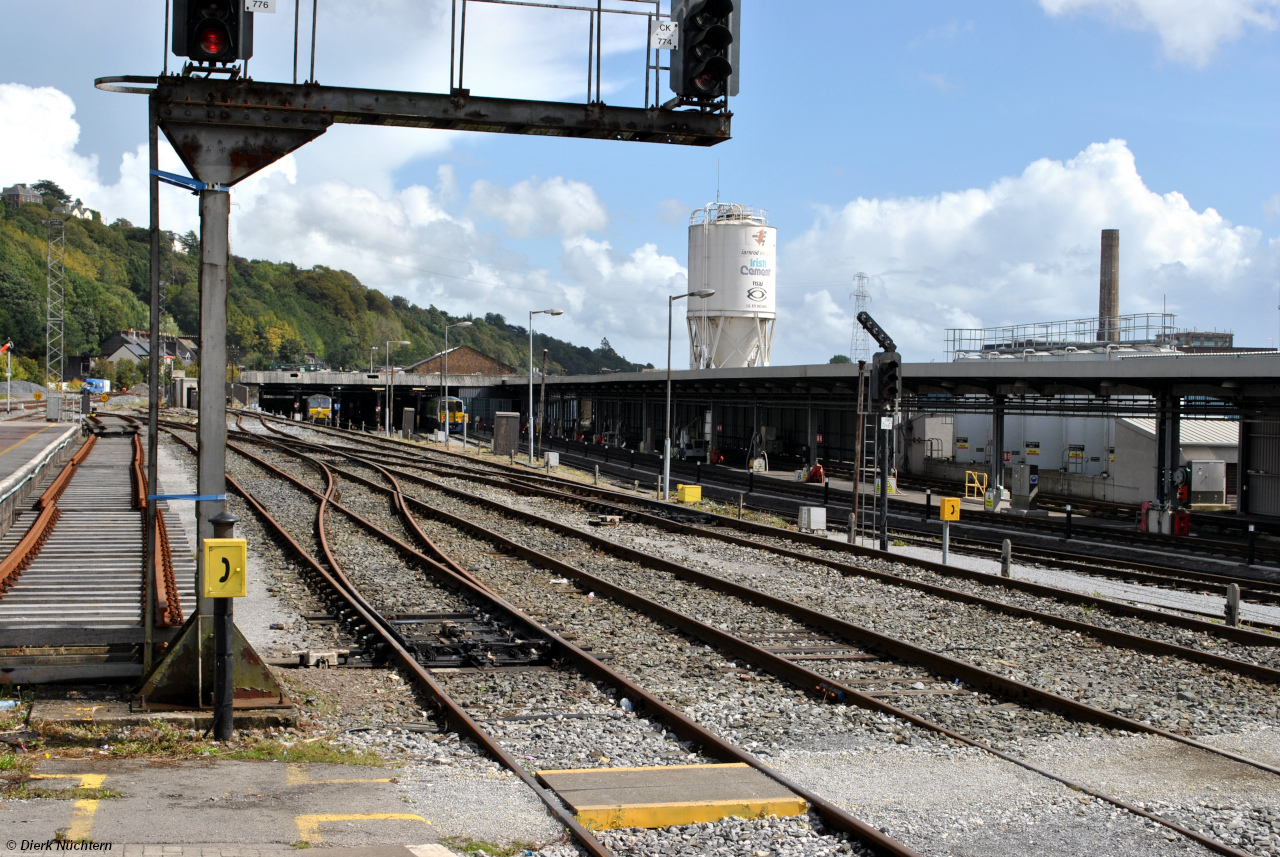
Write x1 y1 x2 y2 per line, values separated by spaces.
871 351 902 407
172 0 254 64
671 0 740 102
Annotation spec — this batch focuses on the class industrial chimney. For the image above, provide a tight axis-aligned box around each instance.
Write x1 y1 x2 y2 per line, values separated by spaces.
1097 229 1119 342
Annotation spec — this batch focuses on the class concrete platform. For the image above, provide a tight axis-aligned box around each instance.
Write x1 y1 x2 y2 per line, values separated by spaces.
536 763 806 829
0 423 75 487
0 422 78 541
4 758 433 849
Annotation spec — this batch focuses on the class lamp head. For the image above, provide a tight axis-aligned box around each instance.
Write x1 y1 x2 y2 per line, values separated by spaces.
689 289 716 299
453 321 473 329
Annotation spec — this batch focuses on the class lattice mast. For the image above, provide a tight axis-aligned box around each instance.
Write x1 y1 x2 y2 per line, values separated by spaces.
44 219 66 390
850 272 871 363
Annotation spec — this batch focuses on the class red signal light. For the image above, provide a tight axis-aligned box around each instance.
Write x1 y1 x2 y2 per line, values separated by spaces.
196 22 229 58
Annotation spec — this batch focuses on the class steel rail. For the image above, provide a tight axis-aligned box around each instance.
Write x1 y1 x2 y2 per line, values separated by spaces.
253 424 1256 857
259 434 1280 782
157 426 617 857
242 417 492 596
541 439 1280 568
259 426 1280 658
487 467 1280 653
131 429 183 627
371 464 1280 771
379 439 1280 651
233 430 923 857
168 422 924 857
858 527 1280 623
0 433 97 593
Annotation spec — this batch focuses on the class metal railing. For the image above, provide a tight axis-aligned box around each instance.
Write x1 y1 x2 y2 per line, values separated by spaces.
946 312 1177 360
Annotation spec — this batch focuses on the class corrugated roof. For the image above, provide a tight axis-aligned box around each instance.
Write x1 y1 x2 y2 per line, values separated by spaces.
1121 418 1239 445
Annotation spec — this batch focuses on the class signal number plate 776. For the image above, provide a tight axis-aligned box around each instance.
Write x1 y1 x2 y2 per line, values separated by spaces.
246 0 276 12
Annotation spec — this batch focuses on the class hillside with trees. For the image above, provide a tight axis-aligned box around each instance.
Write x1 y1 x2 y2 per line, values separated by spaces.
0 186 653 385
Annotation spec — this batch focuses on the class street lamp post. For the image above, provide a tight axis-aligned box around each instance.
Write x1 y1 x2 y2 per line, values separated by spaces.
386 339 410 436
369 346 379 375
443 320 472 449
2 340 11 415
665 290 715 500
529 309 564 464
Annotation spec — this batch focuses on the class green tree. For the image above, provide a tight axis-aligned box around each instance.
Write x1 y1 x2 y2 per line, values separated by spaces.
31 180 70 203
829 354 853 364
113 359 140 390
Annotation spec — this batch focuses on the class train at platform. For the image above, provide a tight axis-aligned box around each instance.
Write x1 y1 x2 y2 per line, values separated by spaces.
306 394 332 421
428 396 466 433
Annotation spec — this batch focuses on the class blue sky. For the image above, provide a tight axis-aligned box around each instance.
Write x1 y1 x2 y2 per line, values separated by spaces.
2 1 1278 364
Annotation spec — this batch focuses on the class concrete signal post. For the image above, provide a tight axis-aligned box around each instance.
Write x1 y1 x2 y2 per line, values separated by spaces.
386 340 410 436
529 309 563 464
665 290 715 500
444 321 472 449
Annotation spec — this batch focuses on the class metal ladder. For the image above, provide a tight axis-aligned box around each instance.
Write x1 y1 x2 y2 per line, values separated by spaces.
854 377 880 545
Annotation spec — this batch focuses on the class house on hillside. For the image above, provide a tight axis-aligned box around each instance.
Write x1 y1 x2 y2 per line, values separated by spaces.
2 184 42 209
53 198 95 219
99 330 199 366
405 345 515 376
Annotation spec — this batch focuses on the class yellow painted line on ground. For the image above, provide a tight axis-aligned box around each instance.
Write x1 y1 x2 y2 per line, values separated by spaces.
284 762 395 786
541 762 749 775
31 773 107 840
0 424 53 459
294 813 431 844
575 796 808 830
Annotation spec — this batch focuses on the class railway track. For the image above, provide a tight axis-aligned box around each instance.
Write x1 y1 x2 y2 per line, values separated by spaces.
204 413 1280 855
258 417 1280 645
157 419 927 857
0 414 191 680
529 439 1280 608
539 438 1280 571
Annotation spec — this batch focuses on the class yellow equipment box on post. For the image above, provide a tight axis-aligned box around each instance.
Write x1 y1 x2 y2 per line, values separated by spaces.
675 484 702 503
203 538 248 598
940 498 961 521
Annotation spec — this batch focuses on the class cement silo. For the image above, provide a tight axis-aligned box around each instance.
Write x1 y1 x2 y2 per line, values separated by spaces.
686 203 777 369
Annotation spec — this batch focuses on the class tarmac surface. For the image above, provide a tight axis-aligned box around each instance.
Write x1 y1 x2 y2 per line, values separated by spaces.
0 423 76 494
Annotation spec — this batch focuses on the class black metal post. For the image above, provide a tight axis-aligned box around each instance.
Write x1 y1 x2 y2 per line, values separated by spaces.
1247 524 1256 566
923 488 931 523
748 469 754 493
878 414 889 552
1064 504 1073 540
211 510 238 741
823 478 829 506
143 96 161 673
696 461 702 484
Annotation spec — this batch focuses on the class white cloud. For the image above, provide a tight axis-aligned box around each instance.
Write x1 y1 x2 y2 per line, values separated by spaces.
0 81 675 362
0 84 100 193
782 140 1278 362
1264 193 1280 221
559 236 686 342
1039 0 1280 65
470 176 609 239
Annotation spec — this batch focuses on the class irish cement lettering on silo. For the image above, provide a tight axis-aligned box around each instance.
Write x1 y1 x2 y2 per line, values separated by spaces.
686 203 777 369
737 226 775 311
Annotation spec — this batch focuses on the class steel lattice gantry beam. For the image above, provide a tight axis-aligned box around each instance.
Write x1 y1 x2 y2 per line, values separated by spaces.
143 77 731 187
